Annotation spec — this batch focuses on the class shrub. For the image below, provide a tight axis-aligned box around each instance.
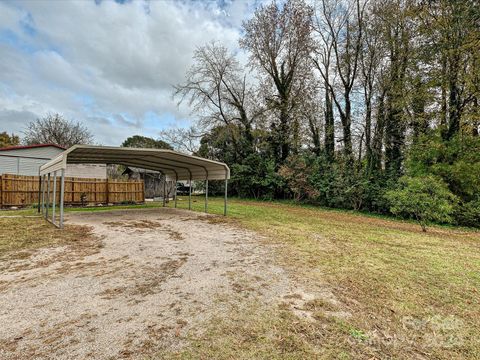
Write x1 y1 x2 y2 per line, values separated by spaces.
279 156 318 201
231 154 286 199
407 133 480 201
385 175 457 231
453 198 480 228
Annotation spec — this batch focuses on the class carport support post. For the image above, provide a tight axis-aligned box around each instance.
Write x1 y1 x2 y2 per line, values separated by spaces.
163 175 166 207
224 177 228 216
52 171 57 225
37 170 42 213
41 174 46 215
46 173 50 219
188 175 192 210
174 174 178 208
59 169 65 229
205 178 208 213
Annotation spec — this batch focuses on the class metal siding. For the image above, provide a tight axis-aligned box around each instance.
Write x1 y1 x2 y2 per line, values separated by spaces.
19 157 47 176
0 146 107 178
0 157 19 175
65 164 107 179
0 146 63 159
0 146 64 176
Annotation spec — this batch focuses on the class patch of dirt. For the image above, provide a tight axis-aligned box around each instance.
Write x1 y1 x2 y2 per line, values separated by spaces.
0 208 337 359
103 219 163 229
104 219 184 240
281 289 350 323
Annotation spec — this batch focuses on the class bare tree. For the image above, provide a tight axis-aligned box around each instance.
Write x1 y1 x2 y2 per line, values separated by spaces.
174 42 261 159
158 127 202 154
240 0 315 166
315 0 367 162
312 2 335 160
23 113 94 148
359 2 384 172
299 80 324 156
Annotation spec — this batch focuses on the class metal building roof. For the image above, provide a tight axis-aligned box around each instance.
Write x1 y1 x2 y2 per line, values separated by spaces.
39 145 230 181
0 143 66 152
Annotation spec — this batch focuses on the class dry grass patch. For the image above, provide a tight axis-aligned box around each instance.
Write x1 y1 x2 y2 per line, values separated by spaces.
104 219 184 240
0 216 95 259
131 258 188 296
98 257 189 301
104 219 163 229
157 300 363 360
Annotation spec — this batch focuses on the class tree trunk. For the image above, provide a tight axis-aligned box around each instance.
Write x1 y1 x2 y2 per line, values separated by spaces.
384 93 405 178
340 92 353 162
412 76 427 141
369 91 386 173
364 91 372 162
279 111 290 163
446 57 462 140
308 115 321 156
324 86 335 160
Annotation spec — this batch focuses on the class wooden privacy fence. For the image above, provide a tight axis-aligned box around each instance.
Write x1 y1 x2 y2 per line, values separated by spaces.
0 174 145 208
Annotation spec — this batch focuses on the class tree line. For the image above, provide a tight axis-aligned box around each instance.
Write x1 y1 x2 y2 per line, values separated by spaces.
175 0 480 228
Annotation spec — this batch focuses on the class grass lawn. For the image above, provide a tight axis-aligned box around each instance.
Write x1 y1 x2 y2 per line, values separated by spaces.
167 197 480 359
2 197 479 359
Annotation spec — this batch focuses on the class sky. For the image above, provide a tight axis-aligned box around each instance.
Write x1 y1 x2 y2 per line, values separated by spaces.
0 0 257 145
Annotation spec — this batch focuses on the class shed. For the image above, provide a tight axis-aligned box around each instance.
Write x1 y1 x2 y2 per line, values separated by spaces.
122 166 176 199
0 144 107 178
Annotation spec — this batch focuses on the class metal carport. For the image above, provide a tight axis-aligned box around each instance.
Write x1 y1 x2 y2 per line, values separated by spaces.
38 145 230 228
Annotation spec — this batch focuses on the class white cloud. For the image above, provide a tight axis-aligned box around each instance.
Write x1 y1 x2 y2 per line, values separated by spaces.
0 0 254 145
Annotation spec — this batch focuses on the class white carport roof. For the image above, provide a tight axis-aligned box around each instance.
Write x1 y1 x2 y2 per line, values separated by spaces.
39 145 230 181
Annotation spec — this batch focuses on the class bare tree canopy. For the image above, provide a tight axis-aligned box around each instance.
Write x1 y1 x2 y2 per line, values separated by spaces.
174 42 262 159
240 0 315 165
23 113 94 148
158 127 202 154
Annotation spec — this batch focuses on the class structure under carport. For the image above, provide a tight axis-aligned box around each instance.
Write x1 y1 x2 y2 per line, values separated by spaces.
38 145 230 228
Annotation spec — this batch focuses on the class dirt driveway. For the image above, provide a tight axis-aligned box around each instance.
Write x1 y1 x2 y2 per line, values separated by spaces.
0 208 310 359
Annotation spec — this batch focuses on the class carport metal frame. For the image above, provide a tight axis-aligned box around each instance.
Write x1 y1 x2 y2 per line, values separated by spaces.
38 145 230 228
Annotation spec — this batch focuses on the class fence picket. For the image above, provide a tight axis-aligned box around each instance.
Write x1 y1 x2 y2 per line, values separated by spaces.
0 174 145 208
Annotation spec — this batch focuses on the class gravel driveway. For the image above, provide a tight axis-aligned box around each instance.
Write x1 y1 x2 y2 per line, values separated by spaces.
0 208 297 359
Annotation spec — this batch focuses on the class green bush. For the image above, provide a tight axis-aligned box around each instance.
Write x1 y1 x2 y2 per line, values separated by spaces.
385 175 457 231
231 154 285 199
407 133 480 201
453 198 480 228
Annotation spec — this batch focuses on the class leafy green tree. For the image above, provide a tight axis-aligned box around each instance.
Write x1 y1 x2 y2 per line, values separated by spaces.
121 135 172 150
385 175 457 231
0 132 20 148
407 134 480 200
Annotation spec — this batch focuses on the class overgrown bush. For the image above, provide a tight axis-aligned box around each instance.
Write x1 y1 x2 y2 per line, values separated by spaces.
453 198 480 228
407 134 480 201
385 175 457 231
279 156 318 201
231 154 285 199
